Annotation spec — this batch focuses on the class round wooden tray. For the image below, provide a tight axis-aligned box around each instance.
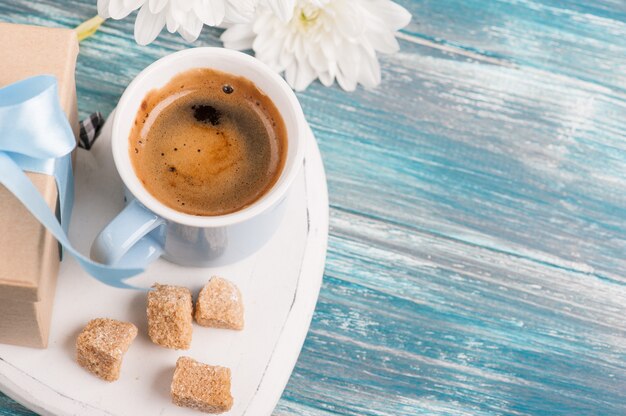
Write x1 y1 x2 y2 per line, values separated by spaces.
0 112 328 416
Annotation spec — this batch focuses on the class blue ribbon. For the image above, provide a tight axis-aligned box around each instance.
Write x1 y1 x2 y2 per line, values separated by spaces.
0 75 143 289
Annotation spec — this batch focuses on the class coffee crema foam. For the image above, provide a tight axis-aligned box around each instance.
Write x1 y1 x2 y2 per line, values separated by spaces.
129 68 287 216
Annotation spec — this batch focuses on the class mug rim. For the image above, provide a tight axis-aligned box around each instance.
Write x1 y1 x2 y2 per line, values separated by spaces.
112 47 307 228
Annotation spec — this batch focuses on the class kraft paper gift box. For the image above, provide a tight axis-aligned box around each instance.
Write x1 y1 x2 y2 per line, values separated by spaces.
0 23 79 348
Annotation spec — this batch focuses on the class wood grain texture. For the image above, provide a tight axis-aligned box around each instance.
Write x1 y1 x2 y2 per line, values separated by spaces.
2 0 626 414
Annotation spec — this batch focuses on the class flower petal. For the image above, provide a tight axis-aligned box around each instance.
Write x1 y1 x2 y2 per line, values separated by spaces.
308 46 327 73
224 0 255 23
337 44 360 91
318 70 334 87
164 2 187 30
294 34 306 64
166 9 179 32
149 0 168 14
277 47 293 72
134 5 165 45
334 1 363 41
223 8 249 24
365 27 399 54
369 0 411 31
327 60 337 82
178 0 193 12
293 60 317 91
252 11 275 34
358 50 381 89
284 61 297 89
320 32 337 63
336 70 356 91
166 23 177 32
109 0 140 19
265 0 296 22
97 0 111 18
124 0 144 10
258 43 285 71
253 26 280 55
194 0 225 26
221 23 255 50
177 12 203 42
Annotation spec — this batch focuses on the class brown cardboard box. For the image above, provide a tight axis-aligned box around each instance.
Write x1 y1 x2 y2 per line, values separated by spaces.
0 23 79 348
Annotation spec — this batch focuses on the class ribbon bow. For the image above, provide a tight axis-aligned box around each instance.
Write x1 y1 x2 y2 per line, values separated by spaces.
0 75 143 289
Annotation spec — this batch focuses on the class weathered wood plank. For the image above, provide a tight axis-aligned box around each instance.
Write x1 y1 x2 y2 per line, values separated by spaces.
405 0 626 92
276 208 626 415
0 397 34 416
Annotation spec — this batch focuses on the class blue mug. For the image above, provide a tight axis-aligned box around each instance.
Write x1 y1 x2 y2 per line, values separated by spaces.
91 48 307 268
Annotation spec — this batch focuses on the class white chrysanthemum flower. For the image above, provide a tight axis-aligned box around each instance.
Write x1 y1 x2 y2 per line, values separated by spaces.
221 0 411 91
97 0 290 45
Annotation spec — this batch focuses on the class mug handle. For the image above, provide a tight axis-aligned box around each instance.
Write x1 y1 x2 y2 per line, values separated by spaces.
91 199 165 268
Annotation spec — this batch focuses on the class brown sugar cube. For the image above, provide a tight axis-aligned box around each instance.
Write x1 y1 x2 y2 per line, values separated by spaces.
194 277 244 330
171 356 233 413
147 284 193 349
76 318 137 382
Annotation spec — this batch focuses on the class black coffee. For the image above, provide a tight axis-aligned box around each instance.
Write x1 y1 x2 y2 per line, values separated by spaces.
129 68 287 216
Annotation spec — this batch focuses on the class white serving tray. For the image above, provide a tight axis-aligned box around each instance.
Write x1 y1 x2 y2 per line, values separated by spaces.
0 112 328 416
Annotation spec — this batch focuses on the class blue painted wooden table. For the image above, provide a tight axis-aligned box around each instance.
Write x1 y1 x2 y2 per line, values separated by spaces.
3 0 626 414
